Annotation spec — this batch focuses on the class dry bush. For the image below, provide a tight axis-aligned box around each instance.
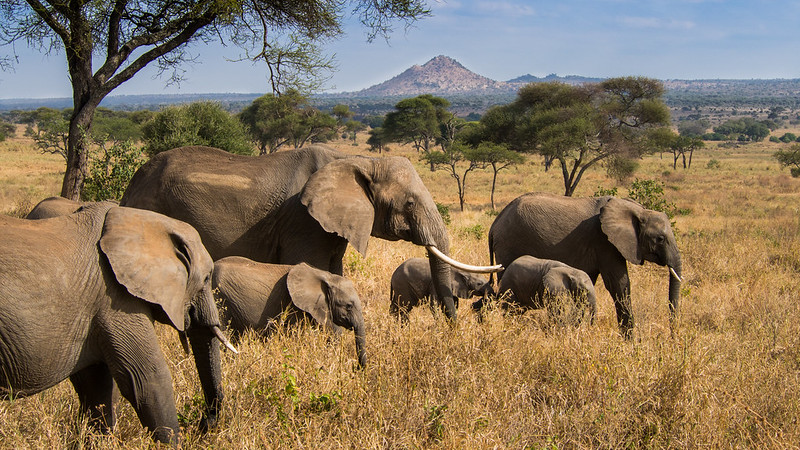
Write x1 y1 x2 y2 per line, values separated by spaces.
1 134 800 448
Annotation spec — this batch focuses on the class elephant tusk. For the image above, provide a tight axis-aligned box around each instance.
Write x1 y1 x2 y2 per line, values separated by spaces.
212 326 239 354
669 267 683 283
426 245 504 273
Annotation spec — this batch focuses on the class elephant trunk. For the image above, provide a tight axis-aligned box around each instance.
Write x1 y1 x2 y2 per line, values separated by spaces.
353 320 367 369
187 326 224 431
668 257 682 332
429 251 456 320
186 286 231 431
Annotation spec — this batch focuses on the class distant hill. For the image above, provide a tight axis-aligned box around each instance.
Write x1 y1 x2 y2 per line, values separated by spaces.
352 55 512 96
2 55 799 114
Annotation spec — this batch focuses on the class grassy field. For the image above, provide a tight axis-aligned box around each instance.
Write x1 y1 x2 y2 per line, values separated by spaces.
2 125 800 448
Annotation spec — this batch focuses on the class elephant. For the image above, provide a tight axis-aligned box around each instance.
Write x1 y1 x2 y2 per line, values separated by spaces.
212 256 367 368
0 202 236 444
389 257 494 321
475 255 597 323
120 144 501 320
25 196 92 219
488 193 682 336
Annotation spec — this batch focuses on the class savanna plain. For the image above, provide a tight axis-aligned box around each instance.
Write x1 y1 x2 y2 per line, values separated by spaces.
1 124 800 448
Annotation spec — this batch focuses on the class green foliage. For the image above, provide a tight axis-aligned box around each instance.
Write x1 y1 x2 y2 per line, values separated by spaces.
366 127 391 153
436 202 451 225
91 108 143 142
712 117 772 142
177 393 206 428
239 90 337 154
458 224 485 240
774 144 800 177
677 118 710 137
605 156 639 182
779 132 798 143
425 404 448 442
0 121 13 141
383 94 454 156
627 178 676 218
472 78 670 196
142 101 253 156
706 159 720 169
594 186 619 197
82 140 146 201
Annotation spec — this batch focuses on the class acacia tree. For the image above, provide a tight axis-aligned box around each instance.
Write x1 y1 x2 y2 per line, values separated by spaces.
0 1 429 199
476 142 524 210
478 78 671 196
423 141 483 211
383 94 454 169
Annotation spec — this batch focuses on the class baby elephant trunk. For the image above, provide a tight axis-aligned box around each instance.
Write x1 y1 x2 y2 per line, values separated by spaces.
353 319 367 369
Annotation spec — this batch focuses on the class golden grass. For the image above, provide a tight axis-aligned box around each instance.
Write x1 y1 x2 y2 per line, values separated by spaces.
2 130 800 448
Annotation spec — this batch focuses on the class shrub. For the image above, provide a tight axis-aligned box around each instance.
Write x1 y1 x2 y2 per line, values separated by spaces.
82 140 146 201
627 178 676 218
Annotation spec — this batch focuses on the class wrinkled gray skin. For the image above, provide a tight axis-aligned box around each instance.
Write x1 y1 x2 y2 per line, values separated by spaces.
0 203 225 445
121 145 459 319
484 255 597 322
390 257 494 321
489 193 682 337
25 196 92 219
213 257 367 368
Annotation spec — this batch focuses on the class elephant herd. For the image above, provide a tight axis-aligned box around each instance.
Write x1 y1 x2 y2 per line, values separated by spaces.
0 144 682 445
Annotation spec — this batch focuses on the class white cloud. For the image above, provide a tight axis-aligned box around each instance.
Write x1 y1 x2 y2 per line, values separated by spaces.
619 16 695 30
475 1 535 16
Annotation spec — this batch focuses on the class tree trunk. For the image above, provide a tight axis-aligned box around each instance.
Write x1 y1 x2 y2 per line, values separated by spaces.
490 167 498 211
61 98 101 200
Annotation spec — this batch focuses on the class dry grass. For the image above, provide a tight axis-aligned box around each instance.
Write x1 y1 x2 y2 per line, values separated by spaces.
2 130 800 448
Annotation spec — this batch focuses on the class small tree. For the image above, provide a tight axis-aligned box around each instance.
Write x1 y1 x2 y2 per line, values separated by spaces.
82 140 146 201
423 142 484 211
239 90 337 154
383 94 454 170
142 102 253 156
475 142 524 210
366 127 391 153
774 144 800 177
345 120 367 145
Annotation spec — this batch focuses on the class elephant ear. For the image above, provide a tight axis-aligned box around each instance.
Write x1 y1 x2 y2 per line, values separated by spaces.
599 198 644 265
99 207 201 331
286 263 331 327
300 158 374 255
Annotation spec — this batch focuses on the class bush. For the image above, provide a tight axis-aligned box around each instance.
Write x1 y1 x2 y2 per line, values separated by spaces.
82 140 146 201
142 101 253 156
627 178 676 218
436 203 451 225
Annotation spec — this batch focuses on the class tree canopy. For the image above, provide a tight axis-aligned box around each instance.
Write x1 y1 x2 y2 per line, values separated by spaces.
0 0 430 199
470 78 671 196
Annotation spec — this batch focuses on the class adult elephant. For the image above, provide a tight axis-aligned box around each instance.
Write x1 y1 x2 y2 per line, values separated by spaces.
489 193 682 336
0 202 235 445
121 145 500 319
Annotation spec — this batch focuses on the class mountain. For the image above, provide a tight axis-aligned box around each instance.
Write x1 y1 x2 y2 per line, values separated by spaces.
353 55 513 96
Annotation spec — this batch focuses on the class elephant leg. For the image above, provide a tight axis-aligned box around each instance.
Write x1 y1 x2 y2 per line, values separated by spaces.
69 363 117 434
601 265 633 337
100 318 180 444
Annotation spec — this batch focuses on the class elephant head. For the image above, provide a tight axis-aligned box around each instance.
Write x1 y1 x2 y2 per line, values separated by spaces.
99 207 235 433
286 263 367 368
453 270 495 299
300 155 500 320
600 198 682 327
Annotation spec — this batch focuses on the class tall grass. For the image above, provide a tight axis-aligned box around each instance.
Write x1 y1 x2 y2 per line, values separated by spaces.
2 130 800 447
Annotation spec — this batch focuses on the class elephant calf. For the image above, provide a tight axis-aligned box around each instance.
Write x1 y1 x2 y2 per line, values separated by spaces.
476 255 597 323
390 257 494 321
213 256 367 367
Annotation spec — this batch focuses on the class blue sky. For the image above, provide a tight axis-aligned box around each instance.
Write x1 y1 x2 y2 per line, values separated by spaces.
1 0 798 99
